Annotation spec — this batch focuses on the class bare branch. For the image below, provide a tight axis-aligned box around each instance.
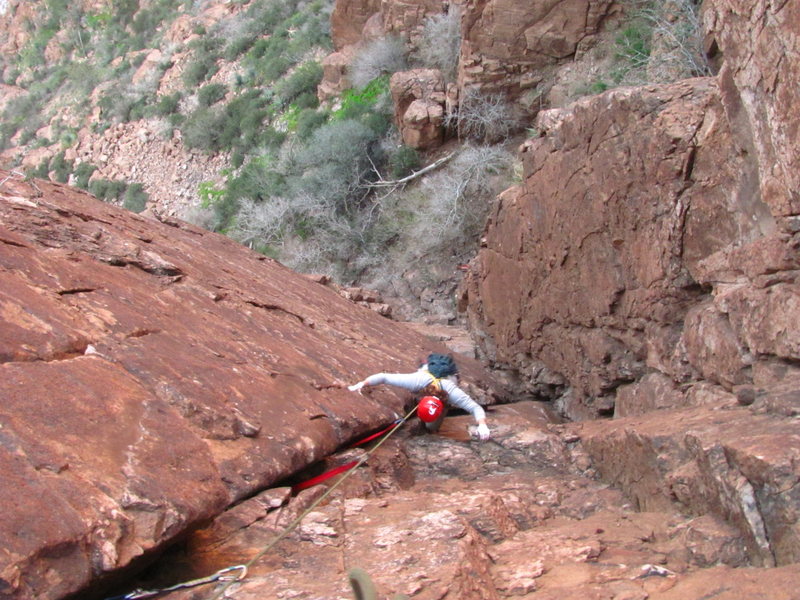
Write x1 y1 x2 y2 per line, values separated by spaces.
368 152 456 188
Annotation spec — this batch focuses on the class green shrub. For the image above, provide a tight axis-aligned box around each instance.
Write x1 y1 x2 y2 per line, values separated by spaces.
227 156 287 204
49 151 73 183
28 162 51 180
615 25 651 68
260 54 292 82
198 83 228 107
181 89 272 154
113 0 139 26
182 55 218 87
73 163 97 189
123 183 148 213
224 35 257 60
98 85 151 123
333 75 390 121
153 92 182 116
0 91 44 149
181 107 222 152
89 178 128 201
276 61 323 107
59 128 78 148
182 38 223 87
295 108 329 139
389 146 420 178
256 126 287 149
249 0 295 34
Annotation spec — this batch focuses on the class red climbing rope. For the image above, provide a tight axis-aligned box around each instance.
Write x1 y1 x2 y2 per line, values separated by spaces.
291 420 402 493
292 460 359 493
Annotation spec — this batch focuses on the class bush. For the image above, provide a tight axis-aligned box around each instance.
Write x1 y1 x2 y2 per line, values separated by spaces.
293 91 320 110
635 0 710 80
333 75 390 122
610 0 710 86
389 145 420 178
293 119 382 214
447 88 518 143
153 92 182 116
197 83 228 107
49 151 73 183
123 183 148 213
73 162 97 189
276 61 323 107
180 107 222 152
0 91 43 149
420 145 512 237
89 178 128 201
182 38 223 87
224 34 257 60
349 36 407 90
416 8 461 82
295 108 329 139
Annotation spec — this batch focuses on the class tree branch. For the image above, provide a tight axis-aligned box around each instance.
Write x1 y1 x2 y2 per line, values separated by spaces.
367 152 456 188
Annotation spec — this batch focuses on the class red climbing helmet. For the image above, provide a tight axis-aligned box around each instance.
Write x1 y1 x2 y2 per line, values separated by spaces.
417 396 444 423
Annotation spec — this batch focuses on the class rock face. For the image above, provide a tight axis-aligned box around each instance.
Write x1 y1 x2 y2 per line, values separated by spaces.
461 0 800 421
458 0 616 105
0 171 500 600
704 0 800 219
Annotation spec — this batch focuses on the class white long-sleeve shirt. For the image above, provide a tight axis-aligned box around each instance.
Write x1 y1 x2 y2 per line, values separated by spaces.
364 368 486 423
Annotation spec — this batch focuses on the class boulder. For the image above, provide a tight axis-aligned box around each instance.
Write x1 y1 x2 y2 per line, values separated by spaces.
330 0 382 50
458 0 617 102
390 69 447 150
318 46 356 101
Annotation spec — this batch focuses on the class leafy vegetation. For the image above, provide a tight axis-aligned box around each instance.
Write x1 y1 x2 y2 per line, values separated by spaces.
2 0 517 294
609 0 710 86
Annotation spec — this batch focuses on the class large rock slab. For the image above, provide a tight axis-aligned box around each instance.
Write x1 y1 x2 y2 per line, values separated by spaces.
461 78 766 419
566 403 800 567
459 1 800 424
0 171 500 599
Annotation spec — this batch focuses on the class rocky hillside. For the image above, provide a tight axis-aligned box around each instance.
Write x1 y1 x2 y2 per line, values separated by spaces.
0 0 707 324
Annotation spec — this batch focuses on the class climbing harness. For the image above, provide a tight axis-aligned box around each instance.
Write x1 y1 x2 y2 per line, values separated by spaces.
104 407 415 600
104 565 247 600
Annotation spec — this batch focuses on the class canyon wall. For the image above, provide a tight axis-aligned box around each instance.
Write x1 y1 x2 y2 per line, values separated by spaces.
460 0 800 421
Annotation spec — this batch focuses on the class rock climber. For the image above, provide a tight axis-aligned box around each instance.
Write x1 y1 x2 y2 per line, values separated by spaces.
348 353 491 440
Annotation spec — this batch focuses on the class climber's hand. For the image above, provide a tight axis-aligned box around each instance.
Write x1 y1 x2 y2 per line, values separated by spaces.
348 381 365 392
476 423 491 441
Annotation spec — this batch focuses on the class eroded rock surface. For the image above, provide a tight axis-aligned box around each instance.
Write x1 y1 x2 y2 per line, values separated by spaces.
140 403 799 600
0 171 501 600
